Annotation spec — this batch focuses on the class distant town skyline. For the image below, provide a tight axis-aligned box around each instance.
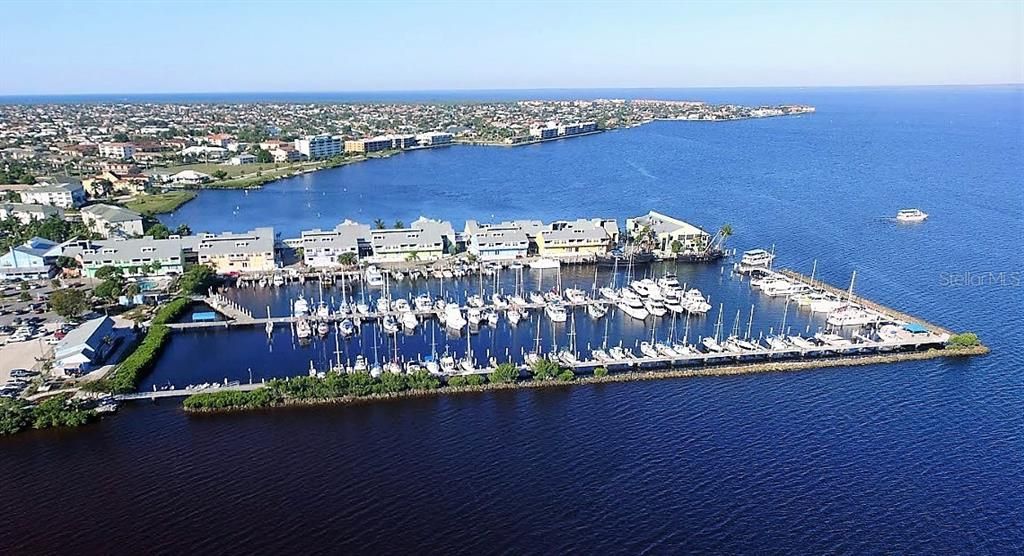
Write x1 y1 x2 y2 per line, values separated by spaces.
1 0 1020 95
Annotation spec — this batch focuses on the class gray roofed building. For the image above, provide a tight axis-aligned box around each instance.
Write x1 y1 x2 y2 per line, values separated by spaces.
195 227 277 273
81 203 145 238
78 236 189 277
463 220 530 261
297 221 372 268
0 202 63 224
0 236 60 280
625 211 710 255
20 180 86 208
53 315 116 375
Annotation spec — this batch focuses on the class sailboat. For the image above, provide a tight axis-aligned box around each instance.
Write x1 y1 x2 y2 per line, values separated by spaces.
826 271 878 327
701 304 725 352
264 306 273 335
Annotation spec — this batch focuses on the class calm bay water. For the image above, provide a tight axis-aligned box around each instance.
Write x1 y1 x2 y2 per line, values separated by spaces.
3 87 1023 553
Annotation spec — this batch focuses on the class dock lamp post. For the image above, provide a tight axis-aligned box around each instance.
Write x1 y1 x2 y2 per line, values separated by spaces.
248 367 253 384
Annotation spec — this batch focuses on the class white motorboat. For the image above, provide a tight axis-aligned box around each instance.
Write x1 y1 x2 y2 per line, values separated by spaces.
293 295 310 316
364 266 385 287
620 287 643 302
543 291 561 303
401 311 418 330
466 294 484 308
529 258 560 269
440 355 458 374
564 288 588 304
353 355 368 372
339 319 356 337
272 274 285 287
814 332 854 348
467 307 482 326
764 335 789 350
393 298 411 313
509 294 529 308
375 297 391 314
528 291 546 304
656 343 680 357
316 321 330 336
656 274 681 290
616 296 649 320
826 305 878 327
558 350 579 366
460 357 476 372
545 302 568 323
737 249 774 272
630 279 658 298
644 297 668 317
490 293 508 308
381 314 400 334
788 335 816 350
507 307 523 325
356 302 370 316
295 318 312 339
663 290 685 313
608 346 629 360
896 208 928 222
599 287 619 301
810 298 845 314
414 293 433 312
591 349 610 362
483 308 499 326
761 280 809 297
586 302 608 319
683 289 712 314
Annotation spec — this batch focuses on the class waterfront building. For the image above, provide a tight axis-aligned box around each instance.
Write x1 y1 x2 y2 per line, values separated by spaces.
168 170 212 186
83 170 151 196
415 131 454 146
21 181 86 208
81 204 145 238
463 220 530 261
344 137 394 154
53 316 116 376
529 125 559 140
195 227 277 274
180 145 228 159
295 135 343 159
296 221 373 268
75 237 189 278
0 237 60 280
269 147 300 163
0 202 63 224
625 211 711 255
559 123 582 136
228 153 257 165
536 219 614 258
205 133 233 148
367 218 454 263
98 142 136 160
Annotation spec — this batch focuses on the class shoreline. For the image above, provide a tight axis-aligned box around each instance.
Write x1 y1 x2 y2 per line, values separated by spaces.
147 111 811 211
182 344 988 415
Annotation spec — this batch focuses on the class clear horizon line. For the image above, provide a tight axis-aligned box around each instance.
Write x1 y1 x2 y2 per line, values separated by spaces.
1 82 1021 98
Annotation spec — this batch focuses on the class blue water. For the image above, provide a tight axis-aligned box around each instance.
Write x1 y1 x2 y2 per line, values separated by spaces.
3 86 1023 553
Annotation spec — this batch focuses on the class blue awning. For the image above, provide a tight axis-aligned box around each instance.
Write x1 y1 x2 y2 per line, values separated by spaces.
904 323 928 334
191 311 218 322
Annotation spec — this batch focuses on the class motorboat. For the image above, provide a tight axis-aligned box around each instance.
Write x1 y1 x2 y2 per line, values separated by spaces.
592 349 610 362
460 357 476 372
356 302 370 316
761 280 809 297
543 291 561 303
529 258 560 270
339 319 356 337
483 307 499 326
896 208 928 222
598 287 619 301
656 274 681 290
401 311 419 330
545 302 568 323
586 302 608 319
662 290 685 313
630 279 658 298
788 335 816 350
507 307 523 325
558 350 579 366
764 335 789 350
608 346 629 360
737 249 774 272
424 356 441 375
393 298 412 313
644 297 668 317
293 295 310 316
656 343 679 357
364 266 385 287
528 291 546 304
440 354 458 374
683 289 712 315
375 297 391 314
490 293 508 308
620 287 642 302
295 318 312 339
810 297 845 314
616 296 649 320
316 321 330 336
826 305 878 327
467 307 482 326
564 288 588 304
466 294 484 308
414 293 433 312
814 332 854 348
381 314 400 334
508 294 529 308
353 355 368 372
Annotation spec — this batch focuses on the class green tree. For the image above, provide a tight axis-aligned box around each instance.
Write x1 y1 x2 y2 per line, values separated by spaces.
211 169 229 180
465 374 486 386
447 375 468 387
175 224 192 236
593 366 609 378
557 369 576 382
146 223 172 239
94 265 124 281
670 239 683 254
0 398 31 435
18 291 31 302
373 218 386 230
529 358 560 380
393 220 405 229
405 251 420 262
94 279 123 301
489 363 520 384
48 288 89 319
31 396 94 429
112 132 130 142
254 148 273 164
178 264 216 295
337 252 358 266
55 255 79 270
406 370 440 390
378 372 408 393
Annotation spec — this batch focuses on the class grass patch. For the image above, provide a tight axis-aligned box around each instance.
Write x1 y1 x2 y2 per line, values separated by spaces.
123 191 197 215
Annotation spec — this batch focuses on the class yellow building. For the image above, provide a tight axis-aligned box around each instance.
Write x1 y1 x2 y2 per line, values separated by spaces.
536 219 613 258
193 227 277 274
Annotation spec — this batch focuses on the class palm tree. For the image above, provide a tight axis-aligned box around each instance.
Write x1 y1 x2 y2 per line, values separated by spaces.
373 218 386 229
405 251 420 262
393 220 405 229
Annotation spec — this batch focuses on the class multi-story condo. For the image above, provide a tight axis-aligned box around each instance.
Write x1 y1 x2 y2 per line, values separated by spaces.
296 221 372 268
294 135 342 159
344 137 394 154
21 182 86 209
367 218 454 263
0 237 61 280
463 221 530 261
536 219 614 258
195 227 277 274
415 132 454 146
98 142 136 160
0 203 63 224
75 237 189 278
80 204 145 238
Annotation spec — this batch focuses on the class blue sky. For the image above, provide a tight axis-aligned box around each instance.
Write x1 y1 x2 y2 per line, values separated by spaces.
0 0 1020 94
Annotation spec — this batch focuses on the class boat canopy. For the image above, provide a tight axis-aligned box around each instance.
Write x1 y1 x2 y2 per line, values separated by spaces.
903 323 928 334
